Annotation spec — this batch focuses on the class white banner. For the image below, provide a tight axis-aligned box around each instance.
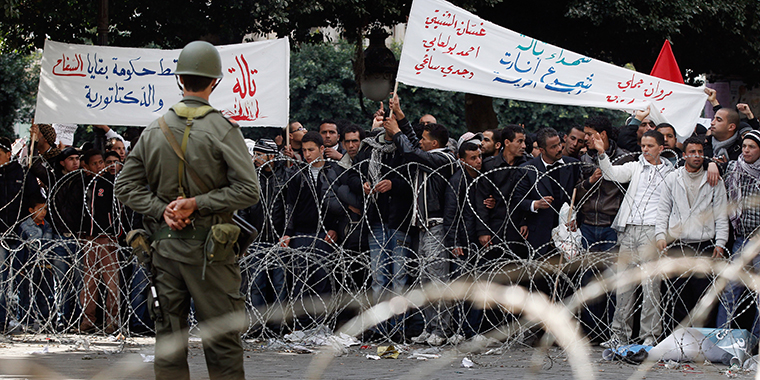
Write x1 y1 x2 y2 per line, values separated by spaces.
35 39 290 127
398 0 707 138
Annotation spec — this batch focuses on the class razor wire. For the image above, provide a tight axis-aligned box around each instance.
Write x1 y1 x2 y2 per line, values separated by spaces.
0 150 758 359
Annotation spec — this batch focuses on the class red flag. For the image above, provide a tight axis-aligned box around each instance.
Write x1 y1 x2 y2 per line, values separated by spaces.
650 40 684 84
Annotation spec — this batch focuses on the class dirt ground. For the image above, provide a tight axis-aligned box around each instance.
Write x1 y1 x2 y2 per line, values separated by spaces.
0 333 752 380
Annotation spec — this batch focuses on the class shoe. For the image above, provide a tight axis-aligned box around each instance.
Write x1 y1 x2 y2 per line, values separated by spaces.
104 325 117 335
471 334 499 346
7 320 23 335
411 331 431 344
642 337 656 346
600 338 621 349
426 333 445 346
447 334 465 345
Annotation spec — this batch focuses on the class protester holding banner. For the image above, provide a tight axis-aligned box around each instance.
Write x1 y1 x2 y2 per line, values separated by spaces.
617 116 655 153
391 113 457 346
28 123 61 189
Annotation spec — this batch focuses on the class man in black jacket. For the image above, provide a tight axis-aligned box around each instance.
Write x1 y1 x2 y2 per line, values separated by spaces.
578 117 634 252
443 134 486 341
513 128 582 258
332 124 369 292
280 132 341 309
0 137 43 331
389 116 457 346
474 125 529 259
576 116 635 341
47 147 85 331
333 124 367 255
443 134 483 258
239 138 287 310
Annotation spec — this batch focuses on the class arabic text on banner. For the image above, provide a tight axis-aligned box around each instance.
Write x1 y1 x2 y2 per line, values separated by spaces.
35 39 290 127
397 0 707 138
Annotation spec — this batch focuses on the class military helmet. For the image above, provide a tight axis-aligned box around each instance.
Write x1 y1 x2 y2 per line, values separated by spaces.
175 41 223 79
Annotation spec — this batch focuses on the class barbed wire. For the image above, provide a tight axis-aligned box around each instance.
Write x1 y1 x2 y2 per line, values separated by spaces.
1 152 759 378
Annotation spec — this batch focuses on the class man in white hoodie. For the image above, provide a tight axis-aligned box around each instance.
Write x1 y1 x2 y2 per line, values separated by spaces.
655 136 728 333
591 117 674 348
655 137 728 254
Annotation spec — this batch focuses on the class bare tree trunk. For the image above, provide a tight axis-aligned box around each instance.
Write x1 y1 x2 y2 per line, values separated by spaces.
465 93 498 132
97 0 108 46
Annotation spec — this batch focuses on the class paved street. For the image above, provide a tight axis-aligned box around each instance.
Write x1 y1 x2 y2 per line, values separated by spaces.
0 334 751 379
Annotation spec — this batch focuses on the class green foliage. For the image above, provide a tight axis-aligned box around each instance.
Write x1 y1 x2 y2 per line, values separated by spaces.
561 0 760 84
493 99 628 133
0 51 39 138
289 42 364 129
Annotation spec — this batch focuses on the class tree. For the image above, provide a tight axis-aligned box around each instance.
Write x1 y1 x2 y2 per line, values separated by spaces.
5 0 755 136
474 0 760 84
0 51 39 138
288 43 468 135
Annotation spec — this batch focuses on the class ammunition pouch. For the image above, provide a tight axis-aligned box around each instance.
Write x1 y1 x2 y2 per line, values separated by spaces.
126 229 153 267
204 223 240 263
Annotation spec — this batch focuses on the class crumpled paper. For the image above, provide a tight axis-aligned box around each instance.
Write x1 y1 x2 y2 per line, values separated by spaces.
377 345 399 359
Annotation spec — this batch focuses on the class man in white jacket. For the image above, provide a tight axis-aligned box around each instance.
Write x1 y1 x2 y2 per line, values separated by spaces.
655 137 728 255
655 136 728 334
592 124 674 348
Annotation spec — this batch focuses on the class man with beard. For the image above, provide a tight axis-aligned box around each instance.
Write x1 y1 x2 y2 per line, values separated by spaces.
480 129 501 158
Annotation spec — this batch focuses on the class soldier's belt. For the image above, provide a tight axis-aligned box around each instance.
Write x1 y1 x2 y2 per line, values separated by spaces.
152 226 209 241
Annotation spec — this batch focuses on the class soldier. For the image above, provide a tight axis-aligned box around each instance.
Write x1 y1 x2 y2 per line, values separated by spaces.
115 41 259 380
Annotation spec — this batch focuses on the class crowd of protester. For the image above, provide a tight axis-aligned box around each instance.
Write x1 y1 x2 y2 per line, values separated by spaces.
1 87 759 349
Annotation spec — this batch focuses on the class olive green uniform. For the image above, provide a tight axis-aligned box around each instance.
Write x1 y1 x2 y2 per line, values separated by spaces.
115 95 259 380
